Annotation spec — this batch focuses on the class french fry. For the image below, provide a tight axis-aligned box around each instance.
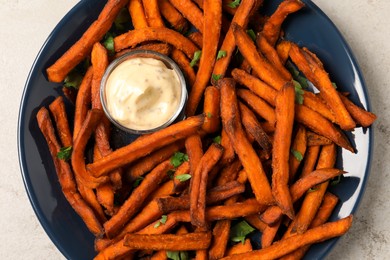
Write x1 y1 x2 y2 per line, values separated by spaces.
216 159 242 186
186 0 222 116
289 44 356 130
219 78 273 205
220 215 353 260
142 0 165 28
239 102 272 155
114 42 172 58
158 0 188 32
299 145 320 177
231 68 277 105
212 0 256 78
46 0 128 82
226 239 253 256
303 91 336 123
307 131 332 146
168 0 204 33
128 0 148 29
338 93 377 127
262 220 281 248
209 220 231 259
202 86 221 133
185 134 204 179
48 96 72 147
262 0 305 46
220 128 236 165
187 31 203 49
124 232 212 250
244 215 267 233
295 105 354 152
190 143 224 227
103 160 174 238
36 107 103 236
289 125 307 180
114 27 199 59
232 23 289 90
238 89 276 127
87 115 204 177
170 48 196 86
276 40 292 65
272 83 296 219
280 192 339 260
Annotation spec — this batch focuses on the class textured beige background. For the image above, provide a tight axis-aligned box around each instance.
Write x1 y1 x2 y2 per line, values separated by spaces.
1 0 389 259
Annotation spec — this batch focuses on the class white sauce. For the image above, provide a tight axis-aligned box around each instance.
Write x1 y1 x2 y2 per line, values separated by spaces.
105 57 181 130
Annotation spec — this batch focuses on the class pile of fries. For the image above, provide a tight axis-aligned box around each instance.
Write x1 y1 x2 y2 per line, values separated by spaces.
37 0 377 259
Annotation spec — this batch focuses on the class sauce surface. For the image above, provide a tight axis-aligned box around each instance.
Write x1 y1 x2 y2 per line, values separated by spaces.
105 57 182 130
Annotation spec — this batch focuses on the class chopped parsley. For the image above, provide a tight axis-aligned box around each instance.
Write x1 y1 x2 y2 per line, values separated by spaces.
217 50 227 60
213 135 221 144
246 29 256 42
132 176 144 188
63 71 83 90
57 146 72 161
103 33 115 56
291 149 303 162
154 215 168 228
230 220 255 244
166 251 189 260
190 50 202 67
227 0 241 8
170 152 189 168
175 174 192 182
293 80 305 105
212 74 222 81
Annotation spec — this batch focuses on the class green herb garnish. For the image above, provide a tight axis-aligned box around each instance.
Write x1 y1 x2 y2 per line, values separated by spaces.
207 112 213 118
103 33 115 56
175 174 192 182
132 176 144 188
293 80 305 105
213 135 221 144
227 0 241 8
212 74 222 81
291 149 303 162
170 152 189 168
154 215 168 228
64 71 83 89
190 50 202 67
246 29 256 42
330 175 342 186
167 251 189 260
57 146 72 161
217 50 227 60
230 221 255 244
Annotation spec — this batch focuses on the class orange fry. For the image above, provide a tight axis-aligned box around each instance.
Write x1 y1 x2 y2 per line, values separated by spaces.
168 0 204 33
170 48 196 86
128 0 148 29
48 96 72 147
187 31 203 49
226 239 253 256
209 220 231 260
338 93 377 127
289 125 307 180
159 0 188 32
46 0 128 82
276 40 292 65
307 131 332 146
142 0 165 28
202 86 221 133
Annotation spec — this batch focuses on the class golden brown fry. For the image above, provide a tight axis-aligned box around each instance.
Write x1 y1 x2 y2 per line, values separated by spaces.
244 215 267 233
36 107 103 236
232 68 277 106
262 220 281 248
185 134 203 178
168 0 204 33
125 141 183 183
303 91 336 123
159 0 188 32
104 160 174 238
232 23 289 90
338 93 377 127
87 115 204 177
46 0 128 82
219 78 273 205
220 215 353 260
48 96 72 147
226 239 253 256
114 43 172 58
276 40 292 65
190 143 224 227
300 145 320 178
216 159 242 186
289 125 307 180
212 0 256 78
186 0 222 116
237 89 276 126
187 31 203 49
142 0 165 28
114 27 199 59
220 128 236 165
128 0 148 29
202 86 221 133
239 102 272 155
280 192 339 260
262 0 305 46
289 44 356 130
209 220 231 260
307 131 332 146
295 105 354 152
170 48 196 86
272 83 296 219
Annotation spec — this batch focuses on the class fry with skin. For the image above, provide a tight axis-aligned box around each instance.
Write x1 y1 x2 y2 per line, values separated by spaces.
114 27 199 59
280 192 339 260
232 23 289 90
226 239 253 256
202 86 221 133
289 44 356 130
272 83 296 219
187 31 203 48
159 0 188 32
46 0 128 82
128 0 148 29
87 115 204 177
48 96 72 147
238 89 276 126
142 0 165 28
307 131 332 146
239 102 272 155
262 0 305 46
231 68 277 105
125 141 183 182
219 78 273 205
289 125 307 180
170 48 196 86
124 232 212 250
295 105 354 152
186 0 222 116
212 0 256 78
168 0 204 33
190 143 224 227
256 33 292 80
338 93 377 127
104 160 174 238
220 215 353 260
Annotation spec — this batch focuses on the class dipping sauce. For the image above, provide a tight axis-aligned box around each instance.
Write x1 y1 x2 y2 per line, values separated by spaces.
104 57 182 131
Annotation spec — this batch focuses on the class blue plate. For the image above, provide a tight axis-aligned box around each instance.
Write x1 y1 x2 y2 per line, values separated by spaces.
18 0 373 259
